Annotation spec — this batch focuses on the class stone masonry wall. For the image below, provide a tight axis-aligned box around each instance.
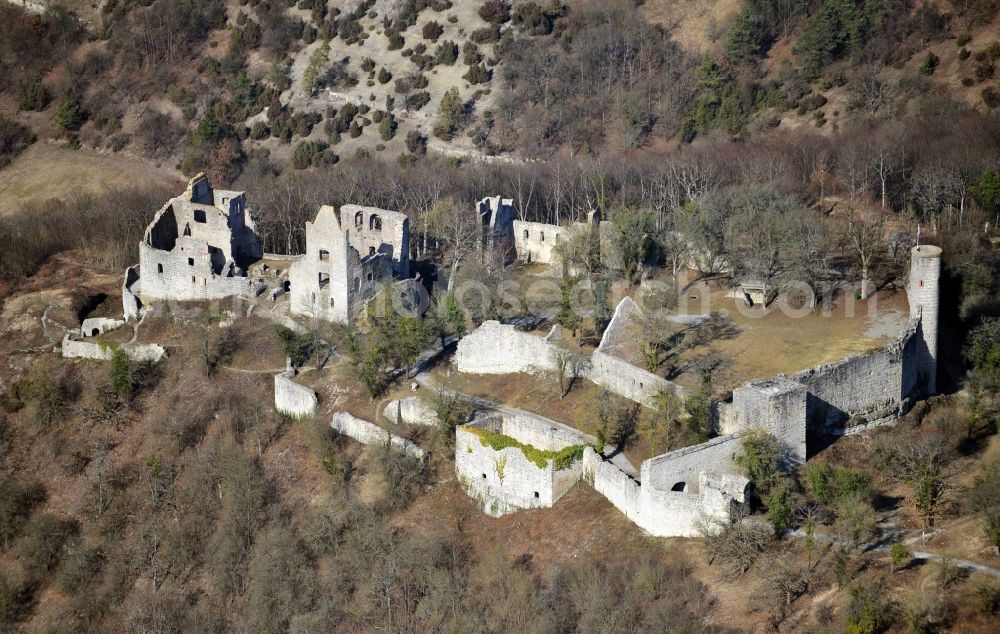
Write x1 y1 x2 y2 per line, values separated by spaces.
455 423 582 516
790 318 919 433
383 397 437 426
582 448 749 537
513 220 564 264
732 377 807 463
340 205 410 277
331 412 424 459
642 433 743 494
454 320 683 407
454 320 559 375
274 372 318 419
61 336 165 363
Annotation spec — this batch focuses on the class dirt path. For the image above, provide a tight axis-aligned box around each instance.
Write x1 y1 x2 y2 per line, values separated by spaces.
746 519 1000 579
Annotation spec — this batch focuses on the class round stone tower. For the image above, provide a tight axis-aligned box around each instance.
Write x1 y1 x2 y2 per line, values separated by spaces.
907 244 942 394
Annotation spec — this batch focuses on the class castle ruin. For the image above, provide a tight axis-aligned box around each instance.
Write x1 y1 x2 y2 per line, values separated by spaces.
130 174 265 307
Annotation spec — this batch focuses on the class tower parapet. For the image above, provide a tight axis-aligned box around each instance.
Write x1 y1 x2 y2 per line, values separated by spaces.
907 245 942 394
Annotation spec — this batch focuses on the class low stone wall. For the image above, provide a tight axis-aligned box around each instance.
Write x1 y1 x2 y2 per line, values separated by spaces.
274 372 317 419
81 317 125 337
493 411 587 451
383 397 436 426
331 412 424 459
589 351 683 406
61 335 165 363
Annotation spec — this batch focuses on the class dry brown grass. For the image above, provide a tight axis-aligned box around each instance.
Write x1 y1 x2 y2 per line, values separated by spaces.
640 0 743 54
0 142 182 214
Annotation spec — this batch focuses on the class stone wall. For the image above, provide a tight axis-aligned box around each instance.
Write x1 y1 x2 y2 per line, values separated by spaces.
340 204 410 277
581 447 750 537
494 411 588 451
512 220 564 264
81 317 125 337
290 205 392 324
331 412 424 459
478 196 516 262
383 397 437 426
642 433 743 494
274 372 317 419
122 265 141 320
907 245 941 393
454 320 559 375
61 335 165 363
455 421 583 517
589 351 684 406
732 377 807 463
137 175 263 304
138 240 264 302
454 320 683 407
790 318 919 433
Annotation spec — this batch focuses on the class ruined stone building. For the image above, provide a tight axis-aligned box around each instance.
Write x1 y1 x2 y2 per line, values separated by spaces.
124 176 412 325
128 174 264 309
288 204 409 324
477 196 516 263
340 204 410 277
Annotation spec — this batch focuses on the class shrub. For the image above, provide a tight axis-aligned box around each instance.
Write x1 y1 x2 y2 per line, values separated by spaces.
377 67 392 84
0 116 36 169
766 480 794 535
387 32 404 50
734 428 781 494
889 542 910 572
405 130 427 154
378 112 397 140
422 20 443 41
845 581 894 634
975 582 1000 614
957 32 971 47
275 326 314 367
463 62 491 84
975 60 995 81
405 91 431 111
0 575 33 630
54 93 84 131
960 47 971 60
804 463 872 505
919 52 940 75
17 79 47 111
984 88 1000 108
0 479 46 548
966 460 1000 553
436 39 458 64
17 513 78 578
109 349 155 399
699 519 770 575
479 0 511 24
